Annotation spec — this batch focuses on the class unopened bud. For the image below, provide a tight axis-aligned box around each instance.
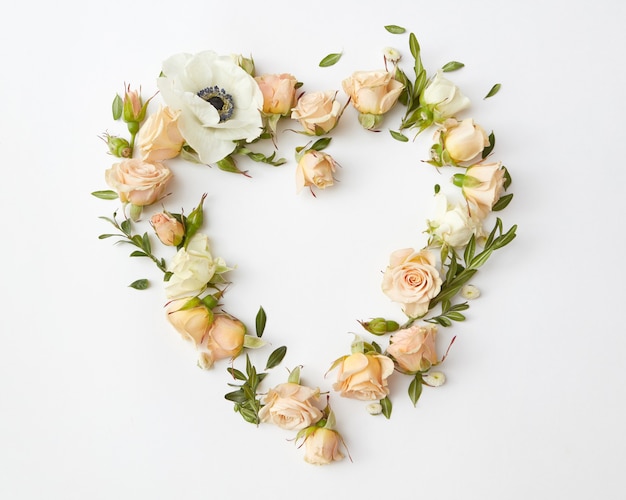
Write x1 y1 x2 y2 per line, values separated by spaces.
423 371 446 387
102 133 132 158
360 318 400 335
151 212 184 246
366 402 383 415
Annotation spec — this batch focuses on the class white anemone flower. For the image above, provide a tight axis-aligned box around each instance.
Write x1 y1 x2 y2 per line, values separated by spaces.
157 51 264 164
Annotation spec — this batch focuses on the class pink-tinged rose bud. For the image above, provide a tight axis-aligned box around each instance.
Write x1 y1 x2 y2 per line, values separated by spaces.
150 212 184 246
137 105 185 162
122 84 153 127
442 118 490 163
258 383 323 431
458 162 506 218
254 73 298 116
331 352 394 401
381 248 443 319
104 158 172 206
342 70 403 115
165 297 213 346
386 324 439 374
303 427 345 465
295 150 337 194
291 91 342 135
202 313 246 365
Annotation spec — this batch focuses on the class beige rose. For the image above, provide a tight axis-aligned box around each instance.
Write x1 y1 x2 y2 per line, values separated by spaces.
462 162 506 218
342 70 403 115
201 313 246 366
137 105 185 162
104 158 172 206
258 383 323 431
426 193 483 248
443 118 489 163
386 324 438 374
295 150 337 194
150 212 184 246
332 352 394 401
303 427 345 465
165 297 212 346
255 73 298 115
381 248 443 318
291 91 342 135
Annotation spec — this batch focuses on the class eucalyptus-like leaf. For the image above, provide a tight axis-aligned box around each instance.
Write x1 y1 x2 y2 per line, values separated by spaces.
484 83 501 99
255 306 267 337
112 94 123 120
380 396 392 419
265 346 287 370
408 374 423 407
384 25 406 34
492 193 514 211
319 52 342 67
129 279 149 290
441 61 465 72
390 130 409 142
91 190 119 200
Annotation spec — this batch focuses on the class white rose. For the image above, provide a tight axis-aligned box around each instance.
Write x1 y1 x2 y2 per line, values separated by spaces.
165 233 218 298
157 51 264 165
427 193 483 248
421 70 470 122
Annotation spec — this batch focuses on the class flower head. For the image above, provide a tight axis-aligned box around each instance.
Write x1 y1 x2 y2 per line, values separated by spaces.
295 150 337 194
157 51 264 164
386 324 439 374
331 352 394 401
258 382 323 430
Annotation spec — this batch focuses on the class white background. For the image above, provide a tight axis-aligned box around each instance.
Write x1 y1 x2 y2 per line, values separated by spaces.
2 0 625 498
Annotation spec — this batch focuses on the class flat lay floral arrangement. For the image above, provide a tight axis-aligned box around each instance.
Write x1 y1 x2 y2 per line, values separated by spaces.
93 24 516 465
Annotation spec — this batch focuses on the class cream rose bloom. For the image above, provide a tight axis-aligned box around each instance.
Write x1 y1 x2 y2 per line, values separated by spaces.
443 118 489 163
291 90 342 135
258 383 323 431
381 248 443 318
137 105 185 162
295 150 337 193
421 70 470 122
105 158 172 206
342 70 403 115
427 193 483 248
462 162 506 218
303 427 345 465
157 50 264 164
254 73 298 115
332 352 394 401
386 324 438 374
165 233 223 298
165 297 212 346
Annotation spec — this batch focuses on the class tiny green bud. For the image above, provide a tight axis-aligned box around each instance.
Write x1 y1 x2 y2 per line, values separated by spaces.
358 112 384 130
359 318 400 335
184 193 207 248
102 133 132 158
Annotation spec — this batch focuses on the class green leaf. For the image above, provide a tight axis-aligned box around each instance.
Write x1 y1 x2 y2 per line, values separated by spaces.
112 94 123 120
390 130 409 142
265 346 287 370
503 166 512 189
409 32 421 60
441 61 465 72
484 83 501 99
129 279 149 290
224 390 247 404
446 311 466 322
91 190 118 200
120 219 131 235
384 25 406 34
227 368 247 381
129 251 147 257
255 306 267 338
464 234 476 265
482 132 496 158
492 193 513 211
310 137 332 151
380 396 392 419
98 234 117 239
408 374 423 407
319 52 342 67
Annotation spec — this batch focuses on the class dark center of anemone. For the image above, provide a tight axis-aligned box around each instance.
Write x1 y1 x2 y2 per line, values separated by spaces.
197 86 234 123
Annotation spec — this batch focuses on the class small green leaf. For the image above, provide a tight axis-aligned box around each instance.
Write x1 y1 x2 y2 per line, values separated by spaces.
255 306 267 337
492 193 514 211
482 132 496 158
227 368 247 381
224 389 247 404
319 52 342 67
310 137 332 151
98 234 117 239
390 130 409 142
380 396 393 419
484 83 501 99
384 25 406 34
265 346 287 370
409 32 421 60
441 61 465 72
446 312 466 322
112 94 123 120
408 374 423 407
129 279 149 290
129 251 147 257
91 190 118 200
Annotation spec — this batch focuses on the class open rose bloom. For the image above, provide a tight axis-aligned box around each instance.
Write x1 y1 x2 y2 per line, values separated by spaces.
105 158 172 206
386 324 439 374
332 352 394 401
462 162 506 218
342 70 403 115
442 118 489 163
291 90 342 135
258 383 323 431
254 73 298 116
381 248 443 319
137 105 185 162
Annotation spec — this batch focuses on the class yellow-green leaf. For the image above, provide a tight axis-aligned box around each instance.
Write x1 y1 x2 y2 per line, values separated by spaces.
484 83 501 99
319 52 342 67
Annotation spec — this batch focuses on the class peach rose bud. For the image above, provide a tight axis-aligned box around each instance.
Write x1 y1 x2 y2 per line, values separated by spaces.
303 427 345 465
165 297 213 346
151 212 184 246
255 73 298 116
